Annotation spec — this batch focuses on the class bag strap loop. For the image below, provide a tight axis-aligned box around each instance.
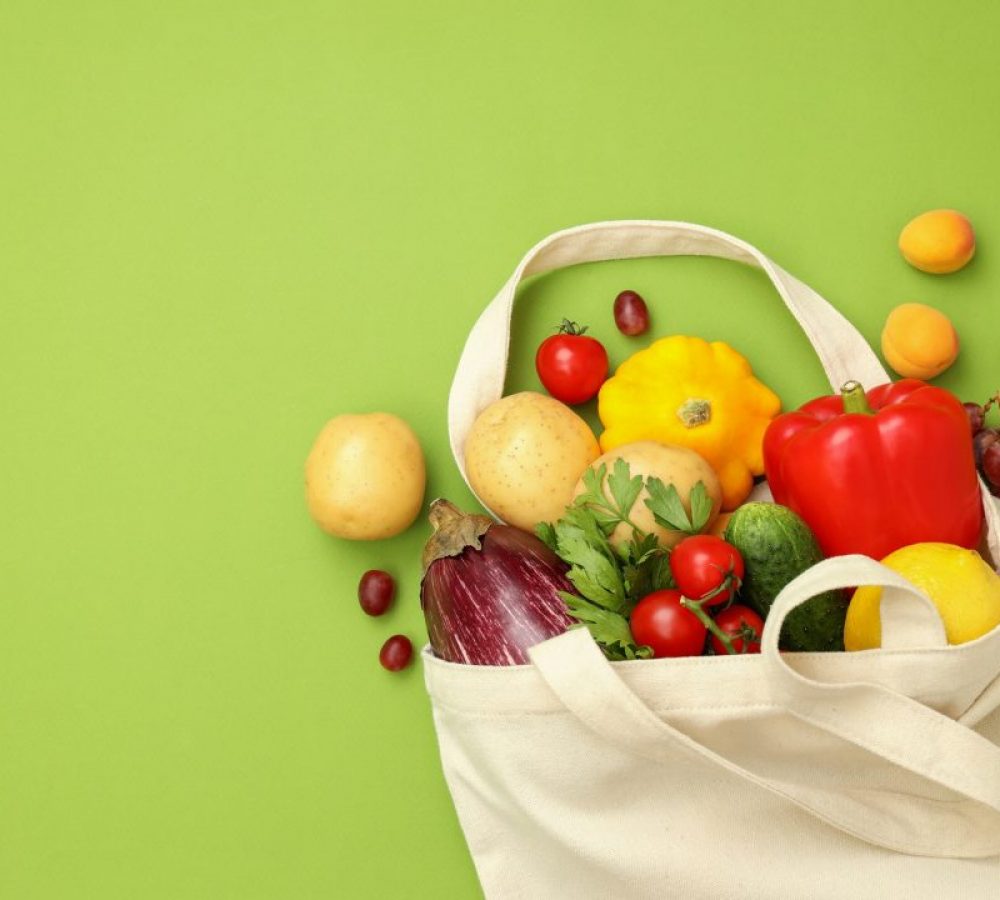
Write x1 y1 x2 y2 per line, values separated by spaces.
446 218 1000 561
530 561 1000 860
448 219 888 481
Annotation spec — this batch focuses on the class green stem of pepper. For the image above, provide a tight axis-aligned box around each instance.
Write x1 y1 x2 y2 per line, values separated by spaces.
841 380 874 415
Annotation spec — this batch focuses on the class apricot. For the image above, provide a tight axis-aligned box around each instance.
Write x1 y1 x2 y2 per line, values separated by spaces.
881 302 959 380
898 209 975 274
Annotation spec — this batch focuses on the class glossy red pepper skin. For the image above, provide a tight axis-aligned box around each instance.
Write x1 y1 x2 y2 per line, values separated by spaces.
763 379 983 559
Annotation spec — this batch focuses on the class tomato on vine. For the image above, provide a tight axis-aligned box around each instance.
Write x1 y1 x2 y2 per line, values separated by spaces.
535 320 609 405
670 535 744 607
629 589 707 658
710 605 764 655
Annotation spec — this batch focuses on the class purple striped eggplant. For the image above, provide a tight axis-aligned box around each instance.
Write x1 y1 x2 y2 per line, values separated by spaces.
420 500 573 665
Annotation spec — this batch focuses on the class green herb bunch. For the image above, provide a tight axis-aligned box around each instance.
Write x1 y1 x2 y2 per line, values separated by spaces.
536 459 714 660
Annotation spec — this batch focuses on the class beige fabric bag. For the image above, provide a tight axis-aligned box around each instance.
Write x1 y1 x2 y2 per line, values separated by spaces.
425 221 1000 899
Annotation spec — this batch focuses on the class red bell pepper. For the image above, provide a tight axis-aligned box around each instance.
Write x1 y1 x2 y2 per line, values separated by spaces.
763 379 983 559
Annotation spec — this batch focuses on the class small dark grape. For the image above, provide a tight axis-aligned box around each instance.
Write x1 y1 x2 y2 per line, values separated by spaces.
358 570 395 616
963 402 985 435
379 635 413 672
983 442 1000 488
973 429 999 468
613 290 650 336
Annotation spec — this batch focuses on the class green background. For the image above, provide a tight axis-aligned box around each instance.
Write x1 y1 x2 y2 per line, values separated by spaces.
2 1 998 897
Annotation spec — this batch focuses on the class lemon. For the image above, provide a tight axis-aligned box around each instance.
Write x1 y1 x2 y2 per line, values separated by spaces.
845 542 1000 650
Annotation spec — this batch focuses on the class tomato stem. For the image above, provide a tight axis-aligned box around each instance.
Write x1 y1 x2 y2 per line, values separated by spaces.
840 380 874 415
688 566 742 610
680 595 738 655
556 318 589 336
737 622 761 647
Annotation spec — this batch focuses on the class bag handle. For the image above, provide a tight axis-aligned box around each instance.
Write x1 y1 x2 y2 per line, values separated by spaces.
448 219 889 481
761 555 1000 815
528 557 1000 858
981 482 1000 565
447 219 1000 561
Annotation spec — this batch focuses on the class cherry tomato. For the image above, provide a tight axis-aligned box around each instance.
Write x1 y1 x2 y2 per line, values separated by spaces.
379 635 413 671
670 535 745 607
535 320 609 405
358 569 395 616
710 605 764 655
629 589 707 658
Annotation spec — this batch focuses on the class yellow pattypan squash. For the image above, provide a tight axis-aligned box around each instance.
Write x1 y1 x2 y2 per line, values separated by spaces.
598 336 780 510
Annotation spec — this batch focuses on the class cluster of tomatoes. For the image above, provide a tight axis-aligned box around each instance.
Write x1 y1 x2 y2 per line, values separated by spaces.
629 535 765 658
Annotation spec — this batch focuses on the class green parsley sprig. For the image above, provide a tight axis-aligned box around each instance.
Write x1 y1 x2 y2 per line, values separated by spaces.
536 459 714 660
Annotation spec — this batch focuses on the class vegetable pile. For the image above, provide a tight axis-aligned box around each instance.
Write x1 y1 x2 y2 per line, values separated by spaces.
304 208 1000 672
529 458 837 658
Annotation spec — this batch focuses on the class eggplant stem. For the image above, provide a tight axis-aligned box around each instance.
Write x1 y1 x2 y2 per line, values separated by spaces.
428 498 465 531
421 499 494 574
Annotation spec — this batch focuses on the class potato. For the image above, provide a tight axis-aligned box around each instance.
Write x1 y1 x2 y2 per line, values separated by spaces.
305 413 425 540
574 441 722 550
464 392 600 531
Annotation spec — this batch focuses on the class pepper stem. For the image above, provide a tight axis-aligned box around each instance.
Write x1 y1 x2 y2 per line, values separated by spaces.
840 380 873 415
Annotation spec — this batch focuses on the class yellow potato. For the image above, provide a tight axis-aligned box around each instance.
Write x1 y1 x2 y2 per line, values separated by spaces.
465 392 600 531
305 413 425 540
575 441 722 550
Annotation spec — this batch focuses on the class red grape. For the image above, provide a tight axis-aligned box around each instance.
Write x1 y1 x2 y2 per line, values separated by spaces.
379 635 413 671
963 402 985 435
613 290 650 336
974 429 999 468
359 570 395 616
983 442 1000 487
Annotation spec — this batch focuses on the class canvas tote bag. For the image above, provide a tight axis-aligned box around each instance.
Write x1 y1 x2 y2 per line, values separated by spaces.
424 221 1000 899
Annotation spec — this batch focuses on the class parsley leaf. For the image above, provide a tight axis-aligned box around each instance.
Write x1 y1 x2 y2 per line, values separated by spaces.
559 505 618 556
623 546 674 600
574 463 609 510
561 595 652 660
687 481 713 533
645 552 675 592
645 477 713 535
644 476 692 532
573 460 645 536
608 641 655 661
545 460 709 661
619 531 660 566
535 521 558 552
556 525 627 614
608 458 644 521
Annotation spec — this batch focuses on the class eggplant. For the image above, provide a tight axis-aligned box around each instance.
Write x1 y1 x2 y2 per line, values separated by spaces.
420 500 573 665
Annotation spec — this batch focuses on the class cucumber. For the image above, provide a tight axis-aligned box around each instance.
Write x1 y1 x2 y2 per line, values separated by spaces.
723 502 848 652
